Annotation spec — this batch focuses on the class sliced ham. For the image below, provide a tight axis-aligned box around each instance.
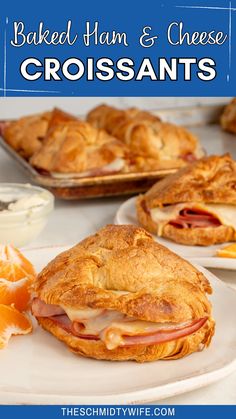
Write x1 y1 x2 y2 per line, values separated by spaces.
32 298 208 349
32 298 65 317
122 317 207 347
181 153 197 163
49 314 72 333
51 315 207 348
48 314 100 341
170 208 221 229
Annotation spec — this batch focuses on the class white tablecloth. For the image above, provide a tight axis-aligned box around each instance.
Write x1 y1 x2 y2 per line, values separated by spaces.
0 146 235 405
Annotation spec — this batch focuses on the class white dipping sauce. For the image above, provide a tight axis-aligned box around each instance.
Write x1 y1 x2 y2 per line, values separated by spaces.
0 184 54 247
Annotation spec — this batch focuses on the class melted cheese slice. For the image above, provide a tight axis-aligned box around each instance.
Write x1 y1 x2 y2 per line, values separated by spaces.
62 306 190 350
51 158 125 179
150 203 236 236
62 307 105 321
100 319 193 350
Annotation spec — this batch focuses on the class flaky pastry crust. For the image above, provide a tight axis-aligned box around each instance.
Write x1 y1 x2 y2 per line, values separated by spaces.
36 225 212 314
221 98 236 134
2 108 77 159
46 108 78 132
3 112 52 158
87 104 203 170
141 154 236 208
30 120 129 174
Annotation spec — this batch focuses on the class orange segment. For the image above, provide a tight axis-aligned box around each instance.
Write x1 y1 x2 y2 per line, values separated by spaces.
0 245 36 281
217 243 236 259
0 304 32 349
0 277 33 311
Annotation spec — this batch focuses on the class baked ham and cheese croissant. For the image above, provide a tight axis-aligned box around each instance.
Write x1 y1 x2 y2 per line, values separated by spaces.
30 119 129 177
32 225 214 362
2 111 52 158
1 108 78 159
137 154 236 246
87 104 204 170
221 98 236 134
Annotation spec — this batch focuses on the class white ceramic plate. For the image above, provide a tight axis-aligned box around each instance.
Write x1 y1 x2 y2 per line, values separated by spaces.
115 197 236 270
0 245 236 405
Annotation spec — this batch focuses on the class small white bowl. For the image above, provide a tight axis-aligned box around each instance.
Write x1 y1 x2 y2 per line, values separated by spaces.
0 183 54 247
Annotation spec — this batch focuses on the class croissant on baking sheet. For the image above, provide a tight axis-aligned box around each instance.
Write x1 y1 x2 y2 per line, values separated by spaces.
87 104 204 171
2 111 52 158
46 107 78 133
220 98 236 134
30 119 130 177
2 108 78 159
32 224 215 362
137 154 236 246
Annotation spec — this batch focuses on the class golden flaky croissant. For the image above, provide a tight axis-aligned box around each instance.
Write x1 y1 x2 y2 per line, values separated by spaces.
32 225 214 362
2 111 52 158
30 119 129 176
137 154 236 246
221 98 236 134
87 104 204 171
2 108 77 159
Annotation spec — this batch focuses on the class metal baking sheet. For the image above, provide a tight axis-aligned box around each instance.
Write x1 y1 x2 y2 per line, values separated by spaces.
0 103 235 199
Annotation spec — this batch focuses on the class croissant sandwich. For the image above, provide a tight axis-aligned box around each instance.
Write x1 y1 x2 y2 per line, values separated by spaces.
2 111 52 158
137 154 236 246
30 119 129 177
2 108 77 159
32 225 214 362
87 104 204 170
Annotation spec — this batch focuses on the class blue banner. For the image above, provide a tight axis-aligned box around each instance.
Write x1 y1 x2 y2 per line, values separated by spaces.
0 406 236 419
0 0 235 96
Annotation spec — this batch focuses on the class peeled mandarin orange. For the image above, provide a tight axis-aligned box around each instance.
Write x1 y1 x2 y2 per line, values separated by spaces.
0 276 33 311
0 245 36 282
0 304 32 349
217 243 236 258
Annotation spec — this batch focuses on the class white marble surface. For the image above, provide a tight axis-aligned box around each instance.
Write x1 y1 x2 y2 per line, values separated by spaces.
0 98 235 404
0 96 230 119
